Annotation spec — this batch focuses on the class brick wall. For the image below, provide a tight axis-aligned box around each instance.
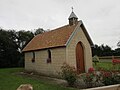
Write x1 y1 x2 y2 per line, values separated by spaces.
25 47 66 76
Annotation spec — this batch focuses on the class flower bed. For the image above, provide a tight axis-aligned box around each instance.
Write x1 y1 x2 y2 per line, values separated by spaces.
60 62 120 89
81 68 120 88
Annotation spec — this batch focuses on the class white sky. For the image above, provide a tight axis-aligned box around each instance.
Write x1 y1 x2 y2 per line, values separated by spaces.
0 0 120 49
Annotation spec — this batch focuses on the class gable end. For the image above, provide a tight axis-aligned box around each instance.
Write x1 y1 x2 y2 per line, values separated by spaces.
65 20 94 47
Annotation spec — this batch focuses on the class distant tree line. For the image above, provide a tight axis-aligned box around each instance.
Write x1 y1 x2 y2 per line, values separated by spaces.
92 44 120 56
0 28 45 68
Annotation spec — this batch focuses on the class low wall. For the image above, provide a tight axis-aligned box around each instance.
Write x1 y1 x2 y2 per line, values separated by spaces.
83 84 120 90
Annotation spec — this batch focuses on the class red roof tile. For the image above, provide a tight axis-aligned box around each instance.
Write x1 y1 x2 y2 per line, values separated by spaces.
22 23 78 52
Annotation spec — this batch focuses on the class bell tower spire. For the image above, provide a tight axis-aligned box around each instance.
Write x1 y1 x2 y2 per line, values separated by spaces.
68 7 78 26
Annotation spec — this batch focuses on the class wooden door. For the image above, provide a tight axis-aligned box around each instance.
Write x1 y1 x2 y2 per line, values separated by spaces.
76 42 85 73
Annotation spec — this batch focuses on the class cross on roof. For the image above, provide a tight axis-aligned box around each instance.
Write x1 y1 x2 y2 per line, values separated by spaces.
71 7 73 12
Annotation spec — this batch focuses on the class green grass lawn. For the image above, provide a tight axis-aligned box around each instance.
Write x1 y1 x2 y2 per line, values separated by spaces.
93 62 113 70
93 62 120 71
0 68 77 90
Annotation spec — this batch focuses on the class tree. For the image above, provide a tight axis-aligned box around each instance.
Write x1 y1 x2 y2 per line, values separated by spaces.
0 29 34 68
117 41 120 47
100 44 112 56
113 48 120 56
92 44 102 56
16 30 34 52
15 30 34 67
34 28 45 35
0 29 20 67
0 27 45 68
92 44 113 56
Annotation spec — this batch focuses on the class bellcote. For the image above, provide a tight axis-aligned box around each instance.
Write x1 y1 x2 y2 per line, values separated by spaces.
68 11 78 26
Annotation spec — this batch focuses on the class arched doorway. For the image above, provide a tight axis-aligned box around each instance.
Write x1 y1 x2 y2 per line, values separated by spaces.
76 42 85 73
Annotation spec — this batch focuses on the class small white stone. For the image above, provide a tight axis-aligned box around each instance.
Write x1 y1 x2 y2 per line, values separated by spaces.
16 84 33 90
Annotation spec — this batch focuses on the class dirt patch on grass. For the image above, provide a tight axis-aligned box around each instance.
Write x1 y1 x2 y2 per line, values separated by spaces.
14 71 89 89
15 71 68 86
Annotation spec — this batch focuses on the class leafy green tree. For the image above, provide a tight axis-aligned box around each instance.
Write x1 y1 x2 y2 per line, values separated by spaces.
0 27 45 68
0 29 35 68
100 44 112 56
113 48 120 56
16 30 34 52
0 29 20 67
117 41 120 47
34 28 45 35
92 44 113 56
92 44 102 56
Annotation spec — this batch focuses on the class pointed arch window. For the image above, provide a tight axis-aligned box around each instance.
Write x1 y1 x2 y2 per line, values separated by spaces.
32 51 35 63
47 49 51 63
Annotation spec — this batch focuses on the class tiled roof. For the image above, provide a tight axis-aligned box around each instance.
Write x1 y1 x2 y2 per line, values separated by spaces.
22 23 78 52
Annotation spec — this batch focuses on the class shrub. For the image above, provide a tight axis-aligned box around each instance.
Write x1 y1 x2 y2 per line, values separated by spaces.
81 73 95 88
100 71 113 85
100 70 120 85
61 63 77 86
92 55 99 65
81 67 120 88
112 59 120 70
88 67 95 73
81 67 96 88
